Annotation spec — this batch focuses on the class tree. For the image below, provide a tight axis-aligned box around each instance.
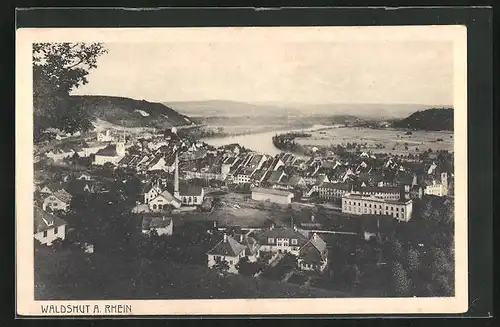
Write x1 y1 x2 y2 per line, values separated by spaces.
391 238 404 260
392 260 412 296
213 259 230 272
406 247 420 272
33 43 108 137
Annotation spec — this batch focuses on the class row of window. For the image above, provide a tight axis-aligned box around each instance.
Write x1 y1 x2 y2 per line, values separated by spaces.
42 226 59 238
344 201 405 212
267 237 298 245
344 206 406 218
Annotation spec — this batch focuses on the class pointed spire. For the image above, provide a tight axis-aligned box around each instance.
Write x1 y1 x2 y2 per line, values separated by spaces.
174 151 180 198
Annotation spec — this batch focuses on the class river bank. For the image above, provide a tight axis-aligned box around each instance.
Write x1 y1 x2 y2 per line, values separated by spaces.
201 124 336 157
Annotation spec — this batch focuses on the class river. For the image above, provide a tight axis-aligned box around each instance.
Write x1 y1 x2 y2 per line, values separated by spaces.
201 124 336 157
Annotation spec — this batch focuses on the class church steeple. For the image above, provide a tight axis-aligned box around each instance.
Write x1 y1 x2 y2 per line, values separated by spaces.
174 151 180 199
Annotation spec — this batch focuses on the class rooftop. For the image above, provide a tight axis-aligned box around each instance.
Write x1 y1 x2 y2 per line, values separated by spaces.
207 234 246 257
34 206 67 234
95 144 118 157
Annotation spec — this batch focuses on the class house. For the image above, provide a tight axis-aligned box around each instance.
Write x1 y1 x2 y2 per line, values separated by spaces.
93 143 126 165
34 207 67 246
266 170 286 185
176 184 205 206
297 233 328 272
39 182 67 195
312 182 352 202
142 183 163 204
79 141 109 157
255 226 309 255
224 143 241 155
423 172 449 197
45 149 75 162
251 187 294 205
149 190 181 211
273 175 306 191
42 189 72 212
207 234 247 274
240 234 261 262
97 130 115 142
141 216 173 236
233 166 255 184
147 156 169 171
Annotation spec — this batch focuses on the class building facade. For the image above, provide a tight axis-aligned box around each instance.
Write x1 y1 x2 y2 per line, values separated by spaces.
251 187 294 205
341 194 413 222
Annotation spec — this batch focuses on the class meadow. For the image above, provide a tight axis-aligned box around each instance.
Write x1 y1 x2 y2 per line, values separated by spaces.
295 126 454 155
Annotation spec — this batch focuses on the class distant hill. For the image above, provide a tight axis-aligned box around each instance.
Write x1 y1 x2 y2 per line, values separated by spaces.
165 100 442 119
392 108 454 131
165 100 294 117
66 95 194 128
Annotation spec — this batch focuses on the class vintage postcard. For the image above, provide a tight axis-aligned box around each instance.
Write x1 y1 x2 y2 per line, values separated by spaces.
16 25 468 316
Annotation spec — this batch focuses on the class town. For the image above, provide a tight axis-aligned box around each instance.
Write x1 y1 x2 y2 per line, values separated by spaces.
34 123 455 298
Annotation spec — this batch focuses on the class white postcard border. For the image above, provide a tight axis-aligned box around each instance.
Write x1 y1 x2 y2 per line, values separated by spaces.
16 25 468 316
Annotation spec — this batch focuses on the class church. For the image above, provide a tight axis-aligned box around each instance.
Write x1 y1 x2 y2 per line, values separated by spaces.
145 152 205 211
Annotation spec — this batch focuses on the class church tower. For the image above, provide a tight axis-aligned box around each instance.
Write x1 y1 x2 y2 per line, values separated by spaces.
441 172 448 196
116 141 125 157
174 151 180 199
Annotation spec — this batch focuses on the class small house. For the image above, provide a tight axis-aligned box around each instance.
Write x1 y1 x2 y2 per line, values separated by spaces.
298 233 329 272
141 216 173 236
207 234 247 274
34 207 67 246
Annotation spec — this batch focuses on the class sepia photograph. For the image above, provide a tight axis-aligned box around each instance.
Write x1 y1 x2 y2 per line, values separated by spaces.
16 24 468 316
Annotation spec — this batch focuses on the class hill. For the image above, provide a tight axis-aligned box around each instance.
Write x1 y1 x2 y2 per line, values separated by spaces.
165 100 440 120
392 108 454 131
165 100 294 117
35 249 348 300
67 95 195 128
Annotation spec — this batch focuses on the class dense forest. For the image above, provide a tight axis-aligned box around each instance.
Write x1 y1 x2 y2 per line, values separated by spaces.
392 108 454 131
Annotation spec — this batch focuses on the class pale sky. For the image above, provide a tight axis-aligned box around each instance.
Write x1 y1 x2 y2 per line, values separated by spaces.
71 31 454 105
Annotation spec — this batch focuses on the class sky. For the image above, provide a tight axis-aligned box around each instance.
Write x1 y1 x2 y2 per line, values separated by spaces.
71 30 454 106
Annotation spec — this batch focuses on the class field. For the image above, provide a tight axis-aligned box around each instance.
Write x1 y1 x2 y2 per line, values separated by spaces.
174 202 281 229
295 126 454 155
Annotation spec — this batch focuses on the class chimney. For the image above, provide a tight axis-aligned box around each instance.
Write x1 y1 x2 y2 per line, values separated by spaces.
223 233 227 242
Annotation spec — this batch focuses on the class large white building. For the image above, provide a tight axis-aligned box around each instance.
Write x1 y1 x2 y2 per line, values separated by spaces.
251 187 294 205
424 172 449 197
341 193 413 222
